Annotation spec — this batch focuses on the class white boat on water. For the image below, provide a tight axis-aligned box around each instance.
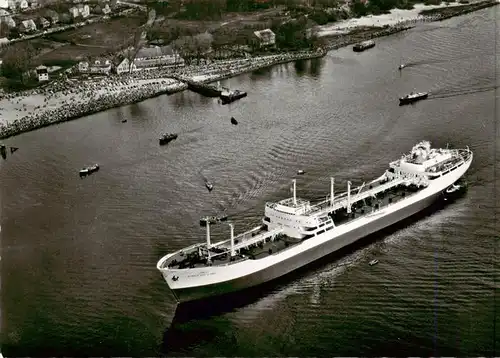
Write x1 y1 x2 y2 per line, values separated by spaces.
157 141 473 303
399 91 429 105
79 163 99 177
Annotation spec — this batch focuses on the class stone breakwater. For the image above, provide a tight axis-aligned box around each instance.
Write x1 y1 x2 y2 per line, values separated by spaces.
0 78 187 140
420 0 499 20
171 50 326 84
322 0 499 50
323 24 415 51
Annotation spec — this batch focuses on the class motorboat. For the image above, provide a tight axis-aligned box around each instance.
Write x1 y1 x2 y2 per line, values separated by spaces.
353 40 375 52
445 183 461 194
297 169 305 175
220 89 247 104
159 133 178 145
398 64 406 70
369 259 379 266
399 91 429 105
79 163 99 177
205 181 214 191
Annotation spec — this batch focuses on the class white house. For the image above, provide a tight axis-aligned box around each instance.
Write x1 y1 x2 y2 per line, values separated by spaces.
77 4 90 17
133 45 184 69
114 57 136 74
69 6 79 18
19 19 36 32
18 0 28 10
35 65 49 82
69 4 89 19
253 29 276 47
78 61 89 72
101 3 110 14
90 58 111 74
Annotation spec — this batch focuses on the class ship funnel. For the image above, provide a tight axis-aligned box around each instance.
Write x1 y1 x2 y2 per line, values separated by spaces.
229 223 235 257
292 179 297 205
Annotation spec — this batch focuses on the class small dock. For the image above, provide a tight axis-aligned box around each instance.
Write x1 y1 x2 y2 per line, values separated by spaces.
169 75 221 97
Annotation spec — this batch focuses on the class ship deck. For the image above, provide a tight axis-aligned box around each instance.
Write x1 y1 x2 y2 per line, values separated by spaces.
160 180 427 270
306 177 408 217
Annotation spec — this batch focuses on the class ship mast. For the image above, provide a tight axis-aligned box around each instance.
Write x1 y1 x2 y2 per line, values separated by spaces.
330 177 335 206
229 222 235 257
292 179 297 205
347 181 352 213
206 221 212 262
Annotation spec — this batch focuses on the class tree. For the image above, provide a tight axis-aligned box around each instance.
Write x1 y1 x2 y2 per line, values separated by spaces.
126 28 146 73
1 42 36 82
0 22 10 38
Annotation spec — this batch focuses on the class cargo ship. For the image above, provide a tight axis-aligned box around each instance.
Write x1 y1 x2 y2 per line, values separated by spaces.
157 141 473 303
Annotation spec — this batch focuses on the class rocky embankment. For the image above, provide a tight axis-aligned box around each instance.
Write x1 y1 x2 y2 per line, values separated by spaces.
171 50 326 84
322 0 499 50
0 77 187 139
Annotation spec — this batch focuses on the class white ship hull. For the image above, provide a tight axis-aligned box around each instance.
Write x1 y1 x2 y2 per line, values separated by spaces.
158 154 472 303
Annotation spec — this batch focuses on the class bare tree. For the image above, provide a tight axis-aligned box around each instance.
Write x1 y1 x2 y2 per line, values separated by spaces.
0 22 10 38
193 32 213 63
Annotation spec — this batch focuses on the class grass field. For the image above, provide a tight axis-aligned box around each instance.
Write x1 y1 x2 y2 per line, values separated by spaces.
49 16 146 48
36 43 112 63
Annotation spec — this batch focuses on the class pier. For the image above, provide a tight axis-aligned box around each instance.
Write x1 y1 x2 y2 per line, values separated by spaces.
168 75 222 97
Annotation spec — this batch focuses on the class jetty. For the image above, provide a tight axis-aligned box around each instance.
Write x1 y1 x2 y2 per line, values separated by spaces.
169 75 222 97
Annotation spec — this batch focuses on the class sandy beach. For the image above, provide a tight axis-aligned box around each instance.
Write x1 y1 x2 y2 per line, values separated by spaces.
0 77 185 127
0 77 187 138
316 1 468 36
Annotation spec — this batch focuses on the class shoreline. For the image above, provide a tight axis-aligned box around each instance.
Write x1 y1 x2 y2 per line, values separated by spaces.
0 0 497 141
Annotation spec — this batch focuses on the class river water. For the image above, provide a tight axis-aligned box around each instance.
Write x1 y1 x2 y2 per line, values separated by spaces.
1 7 499 356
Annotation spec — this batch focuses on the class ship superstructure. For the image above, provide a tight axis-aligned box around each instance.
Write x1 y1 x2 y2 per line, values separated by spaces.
157 141 473 303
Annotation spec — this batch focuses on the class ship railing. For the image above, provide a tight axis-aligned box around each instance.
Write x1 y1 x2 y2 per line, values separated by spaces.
211 225 265 250
217 227 285 252
307 178 406 216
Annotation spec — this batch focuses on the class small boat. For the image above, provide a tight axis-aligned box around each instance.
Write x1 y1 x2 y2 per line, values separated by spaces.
199 214 229 226
159 133 178 145
220 89 247 105
297 169 305 175
121 119 127 123
230 117 238 125
79 163 99 177
369 259 379 266
446 183 461 194
205 181 214 192
10 147 18 153
399 91 429 105
353 40 375 52
398 64 406 70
